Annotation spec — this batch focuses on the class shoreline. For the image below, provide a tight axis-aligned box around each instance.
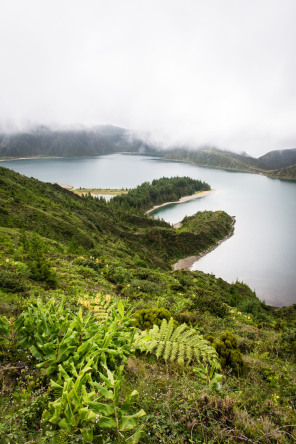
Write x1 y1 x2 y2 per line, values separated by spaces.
145 189 214 215
173 216 236 271
0 156 65 161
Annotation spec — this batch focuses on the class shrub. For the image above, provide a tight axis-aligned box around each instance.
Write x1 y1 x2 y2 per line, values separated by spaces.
131 279 161 294
132 308 171 330
191 289 230 318
112 266 133 284
0 270 28 292
211 332 244 375
26 233 58 288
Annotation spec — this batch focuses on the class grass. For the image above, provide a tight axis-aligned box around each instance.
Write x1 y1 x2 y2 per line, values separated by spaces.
71 188 129 196
0 168 295 442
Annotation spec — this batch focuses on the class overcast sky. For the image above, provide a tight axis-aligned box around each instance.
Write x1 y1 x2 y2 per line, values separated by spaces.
0 0 295 156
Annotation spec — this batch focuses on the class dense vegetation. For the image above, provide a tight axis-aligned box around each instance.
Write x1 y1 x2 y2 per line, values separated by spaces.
164 147 296 180
266 164 296 180
111 176 210 213
0 167 296 443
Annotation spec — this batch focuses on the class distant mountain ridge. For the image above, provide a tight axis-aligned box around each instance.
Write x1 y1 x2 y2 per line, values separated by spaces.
0 125 158 158
164 147 296 180
257 148 296 170
0 125 295 179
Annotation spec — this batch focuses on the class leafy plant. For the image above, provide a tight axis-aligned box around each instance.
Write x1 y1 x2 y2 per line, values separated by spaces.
135 318 219 366
193 362 223 392
15 295 135 376
43 362 145 442
0 315 18 348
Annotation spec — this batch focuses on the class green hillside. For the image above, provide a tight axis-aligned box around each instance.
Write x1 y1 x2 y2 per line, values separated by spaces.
164 147 296 180
0 167 295 443
164 148 262 173
266 164 296 180
258 148 296 170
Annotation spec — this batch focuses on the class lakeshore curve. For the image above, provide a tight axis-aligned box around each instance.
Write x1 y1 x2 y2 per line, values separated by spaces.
173 216 236 271
145 189 214 215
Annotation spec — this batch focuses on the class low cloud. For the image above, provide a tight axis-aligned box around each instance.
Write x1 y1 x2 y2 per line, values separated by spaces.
0 0 295 156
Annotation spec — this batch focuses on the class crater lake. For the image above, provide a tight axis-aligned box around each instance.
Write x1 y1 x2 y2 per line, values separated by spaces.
2 154 296 307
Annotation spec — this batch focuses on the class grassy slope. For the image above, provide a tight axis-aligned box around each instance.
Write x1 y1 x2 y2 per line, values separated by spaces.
0 167 296 443
164 149 263 173
266 164 296 180
164 149 296 180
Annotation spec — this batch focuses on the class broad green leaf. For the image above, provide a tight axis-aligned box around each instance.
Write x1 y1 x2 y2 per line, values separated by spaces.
119 410 146 431
92 383 113 400
29 345 45 361
58 417 71 431
125 425 145 443
82 428 93 442
97 416 117 428
118 300 124 319
85 401 114 416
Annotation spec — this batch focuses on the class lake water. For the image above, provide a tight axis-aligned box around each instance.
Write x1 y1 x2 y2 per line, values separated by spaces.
2 154 296 307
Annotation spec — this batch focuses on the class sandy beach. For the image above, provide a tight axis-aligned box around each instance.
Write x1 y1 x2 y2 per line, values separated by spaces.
145 189 214 215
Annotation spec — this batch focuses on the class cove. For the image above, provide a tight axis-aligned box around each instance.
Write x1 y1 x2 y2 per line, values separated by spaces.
2 154 296 306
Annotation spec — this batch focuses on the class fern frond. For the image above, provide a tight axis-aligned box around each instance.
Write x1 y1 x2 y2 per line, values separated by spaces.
135 318 219 367
165 318 175 340
156 340 166 359
170 323 187 341
158 319 168 341
163 340 173 362
177 342 185 365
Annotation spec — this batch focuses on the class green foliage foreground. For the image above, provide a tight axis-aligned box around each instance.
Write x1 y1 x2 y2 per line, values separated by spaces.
0 168 295 443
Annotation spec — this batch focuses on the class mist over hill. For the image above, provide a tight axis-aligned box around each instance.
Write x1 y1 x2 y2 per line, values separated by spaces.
1 125 295 179
0 125 159 158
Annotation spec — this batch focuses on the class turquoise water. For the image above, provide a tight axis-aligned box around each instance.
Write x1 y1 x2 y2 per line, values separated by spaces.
2 154 296 306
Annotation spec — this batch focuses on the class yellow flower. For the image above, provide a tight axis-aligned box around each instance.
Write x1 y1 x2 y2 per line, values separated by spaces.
138 286 141 289
248 316 251 320
96 258 99 263
105 295 111 302
5 258 9 263
230 310 234 314
106 264 108 268
237 311 242 315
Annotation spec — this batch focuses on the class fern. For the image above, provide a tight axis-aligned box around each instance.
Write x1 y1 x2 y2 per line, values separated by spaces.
135 318 220 367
